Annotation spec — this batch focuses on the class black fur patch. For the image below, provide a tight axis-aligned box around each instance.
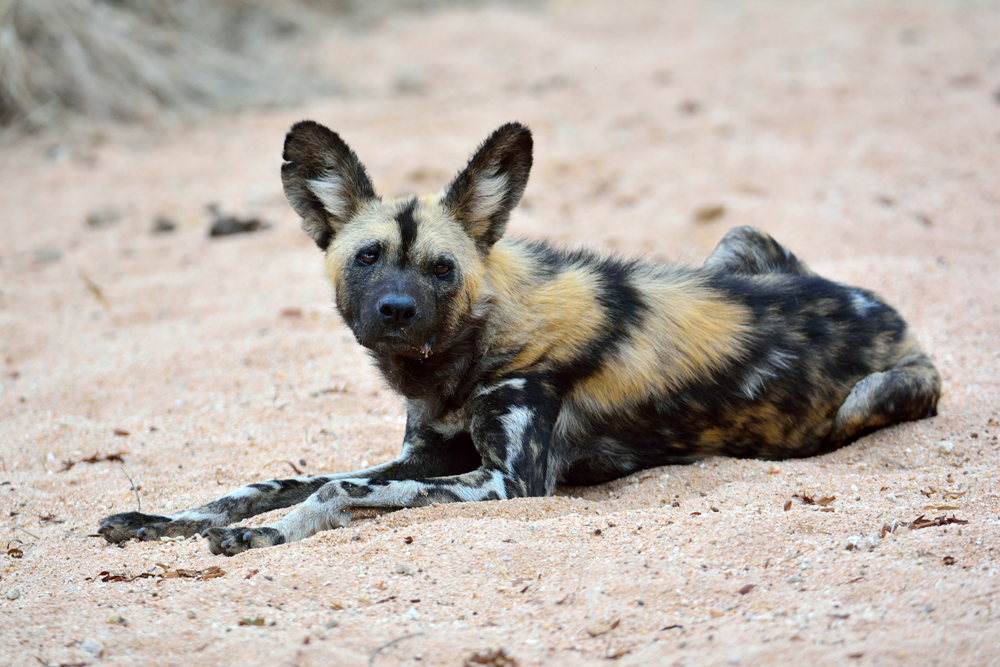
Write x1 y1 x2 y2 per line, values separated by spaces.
396 198 418 262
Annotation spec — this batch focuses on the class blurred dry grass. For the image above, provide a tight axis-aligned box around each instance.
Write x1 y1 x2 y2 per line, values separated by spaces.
0 0 538 134
0 0 332 131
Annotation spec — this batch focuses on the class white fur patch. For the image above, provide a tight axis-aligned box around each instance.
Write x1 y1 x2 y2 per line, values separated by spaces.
500 406 534 468
427 421 466 439
852 291 878 314
500 406 533 443
456 470 507 501
274 499 351 542
738 348 800 399
469 172 508 219
739 370 768 400
473 378 527 398
307 172 350 221
224 484 268 499
171 509 226 523
768 349 797 371
738 349 798 399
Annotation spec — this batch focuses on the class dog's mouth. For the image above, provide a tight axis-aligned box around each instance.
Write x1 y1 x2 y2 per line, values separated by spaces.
362 332 436 359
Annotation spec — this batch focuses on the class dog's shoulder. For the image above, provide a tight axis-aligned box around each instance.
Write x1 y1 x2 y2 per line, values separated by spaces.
475 240 750 405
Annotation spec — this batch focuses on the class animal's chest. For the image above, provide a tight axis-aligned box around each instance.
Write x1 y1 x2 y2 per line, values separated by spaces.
425 403 475 439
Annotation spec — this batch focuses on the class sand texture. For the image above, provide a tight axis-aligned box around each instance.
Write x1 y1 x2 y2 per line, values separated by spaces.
2 1 999 665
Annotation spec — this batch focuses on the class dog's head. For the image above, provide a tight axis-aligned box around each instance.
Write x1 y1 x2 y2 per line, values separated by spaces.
281 121 532 359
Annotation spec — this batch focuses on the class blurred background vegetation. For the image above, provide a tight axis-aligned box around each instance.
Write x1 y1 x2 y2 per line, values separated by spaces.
0 0 537 133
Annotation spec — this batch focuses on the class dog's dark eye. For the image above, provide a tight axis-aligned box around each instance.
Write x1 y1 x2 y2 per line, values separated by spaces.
433 263 451 277
358 250 379 266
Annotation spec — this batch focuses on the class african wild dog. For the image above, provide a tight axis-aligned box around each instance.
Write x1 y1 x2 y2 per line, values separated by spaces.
98 121 941 555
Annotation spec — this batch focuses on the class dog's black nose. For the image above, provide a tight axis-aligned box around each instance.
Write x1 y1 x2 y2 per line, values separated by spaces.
377 294 417 326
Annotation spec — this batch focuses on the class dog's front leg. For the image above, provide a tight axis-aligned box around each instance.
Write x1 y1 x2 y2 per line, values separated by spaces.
97 426 477 545
203 378 560 556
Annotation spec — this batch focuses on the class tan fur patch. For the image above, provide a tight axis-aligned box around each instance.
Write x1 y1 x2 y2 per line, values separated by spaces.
480 243 606 370
323 200 400 293
571 267 750 413
411 199 488 327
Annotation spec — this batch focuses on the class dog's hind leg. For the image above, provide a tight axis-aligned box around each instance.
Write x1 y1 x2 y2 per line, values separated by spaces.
703 226 814 276
830 337 941 447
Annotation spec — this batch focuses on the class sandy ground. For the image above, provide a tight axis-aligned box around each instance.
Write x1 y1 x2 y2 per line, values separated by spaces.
2 1 1000 665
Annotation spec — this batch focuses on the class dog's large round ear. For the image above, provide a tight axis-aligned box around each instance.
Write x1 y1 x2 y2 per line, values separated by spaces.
281 121 377 251
443 123 533 253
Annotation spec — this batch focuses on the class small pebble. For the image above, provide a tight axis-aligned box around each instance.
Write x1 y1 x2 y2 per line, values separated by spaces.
81 638 105 658
395 562 415 576
405 606 421 620
395 68 427 95
34 248 61 263
86 207 122 228
207 204 267 237
152 216 177 234
935 441 955 455
6 586 21 600
679 99 702 114
693 203 725 223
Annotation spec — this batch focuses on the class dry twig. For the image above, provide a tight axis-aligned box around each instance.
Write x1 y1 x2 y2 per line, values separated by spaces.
370 633 424 666
121 467 141 512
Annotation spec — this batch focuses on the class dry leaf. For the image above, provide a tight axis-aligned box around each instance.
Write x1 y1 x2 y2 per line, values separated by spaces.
585 619 621 638
60 451 128 472
792 493 836 506
86 563 224 584
463 648 519 667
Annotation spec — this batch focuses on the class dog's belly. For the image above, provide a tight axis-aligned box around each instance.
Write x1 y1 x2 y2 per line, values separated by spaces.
554 381 846 485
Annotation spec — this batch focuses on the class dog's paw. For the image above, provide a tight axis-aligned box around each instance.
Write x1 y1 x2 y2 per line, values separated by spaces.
202 526 285 557
97 511 174 543
201 527 246 555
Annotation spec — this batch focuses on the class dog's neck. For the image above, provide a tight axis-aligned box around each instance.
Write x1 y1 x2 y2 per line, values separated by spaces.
369 314 509 419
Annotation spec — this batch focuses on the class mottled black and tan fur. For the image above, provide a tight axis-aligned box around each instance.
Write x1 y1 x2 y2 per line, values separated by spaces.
98 122 941 555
